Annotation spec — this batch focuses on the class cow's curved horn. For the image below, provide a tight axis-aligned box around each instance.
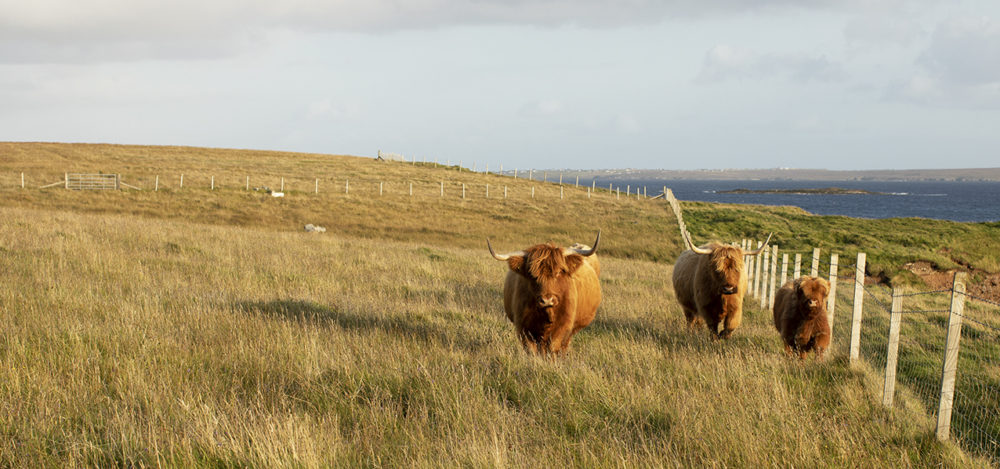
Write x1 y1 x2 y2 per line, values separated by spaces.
487 238 525 261
744 233 773 255
685 232 715 255
565 231 602 257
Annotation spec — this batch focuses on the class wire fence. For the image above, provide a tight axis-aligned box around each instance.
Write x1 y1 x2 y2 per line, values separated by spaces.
740 241 1000 465
1 170 666 203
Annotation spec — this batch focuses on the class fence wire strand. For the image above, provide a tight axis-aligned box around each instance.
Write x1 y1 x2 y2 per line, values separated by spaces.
836 273 999 464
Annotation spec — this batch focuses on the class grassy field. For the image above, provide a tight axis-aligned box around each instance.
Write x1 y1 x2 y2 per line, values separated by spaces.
1 142 998 466
0 206 988 467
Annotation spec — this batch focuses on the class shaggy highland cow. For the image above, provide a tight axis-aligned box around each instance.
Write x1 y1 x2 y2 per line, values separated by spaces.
666 189 770 339
773 276 832 360
672 239 769 339
487 233 602 355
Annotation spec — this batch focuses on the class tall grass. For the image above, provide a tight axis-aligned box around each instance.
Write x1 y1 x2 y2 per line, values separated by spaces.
2 142 997 466
0 206 987 467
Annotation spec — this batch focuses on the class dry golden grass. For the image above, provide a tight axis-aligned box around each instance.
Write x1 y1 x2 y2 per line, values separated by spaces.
0 205 988 467
1 142 996 466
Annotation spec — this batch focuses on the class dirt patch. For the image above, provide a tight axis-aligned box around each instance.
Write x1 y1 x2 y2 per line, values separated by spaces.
902 261 1000 304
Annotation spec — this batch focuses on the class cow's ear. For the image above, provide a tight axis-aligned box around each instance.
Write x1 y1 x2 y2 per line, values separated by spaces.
564 254 585 275
507 255 526 273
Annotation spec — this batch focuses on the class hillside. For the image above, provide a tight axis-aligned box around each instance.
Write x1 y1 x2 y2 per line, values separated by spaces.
2 142 999 292
1 142 998 466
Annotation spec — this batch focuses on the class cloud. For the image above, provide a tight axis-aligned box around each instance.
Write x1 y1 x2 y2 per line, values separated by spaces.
885 16 1000 108
306 99 356 120
919 16 1000 85
697 44 846 83
844 17 926 51
0 0 902 64
518 99 565 117
614 113 641 134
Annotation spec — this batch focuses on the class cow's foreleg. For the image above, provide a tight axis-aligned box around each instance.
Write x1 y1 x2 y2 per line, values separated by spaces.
543 313 576 355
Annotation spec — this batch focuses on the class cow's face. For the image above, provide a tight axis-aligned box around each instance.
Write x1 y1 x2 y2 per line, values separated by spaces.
798 277 830 314
710 245 745 296
507 243 584 313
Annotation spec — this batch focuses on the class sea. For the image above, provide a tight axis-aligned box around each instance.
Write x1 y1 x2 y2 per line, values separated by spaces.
590 179 1000 223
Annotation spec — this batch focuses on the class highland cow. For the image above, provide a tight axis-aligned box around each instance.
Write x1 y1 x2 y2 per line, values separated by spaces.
487 233 602 355
672 237 770 339
665 189 770 339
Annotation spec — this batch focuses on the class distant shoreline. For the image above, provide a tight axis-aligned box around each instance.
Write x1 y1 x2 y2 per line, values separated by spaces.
717 187 887 195
534 168 1000 183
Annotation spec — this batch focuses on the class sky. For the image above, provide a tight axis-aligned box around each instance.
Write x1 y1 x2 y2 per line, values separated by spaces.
1 1 999 170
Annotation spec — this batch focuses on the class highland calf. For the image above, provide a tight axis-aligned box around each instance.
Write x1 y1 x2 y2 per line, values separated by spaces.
488 233 602 355
773 276 831 360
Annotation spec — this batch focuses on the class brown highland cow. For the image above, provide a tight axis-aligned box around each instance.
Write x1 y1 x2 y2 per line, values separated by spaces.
672 238 769 339
664 188 771 339
773 276 832 360
487 233 602 355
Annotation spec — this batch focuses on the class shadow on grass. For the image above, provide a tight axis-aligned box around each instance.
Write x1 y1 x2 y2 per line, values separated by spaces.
231 299 495 354
588 314 750 354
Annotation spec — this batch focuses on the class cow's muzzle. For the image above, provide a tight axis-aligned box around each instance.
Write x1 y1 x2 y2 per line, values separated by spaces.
722 286 738 295
538 296 559 308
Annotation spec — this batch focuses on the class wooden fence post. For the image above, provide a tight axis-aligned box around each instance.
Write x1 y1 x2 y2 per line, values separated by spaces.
849 252 867 364
346 179 349 194
529 169 533 180
281 177 284 192
64 173 68 189
440 181 444 197
246 176 249 191
754 241 764 300
531 186 535 198
180 174 184 188
794 253 802 279
514 169 518 179
769 245 779 309
560 186 564 200
592 180 596 192
462 183 465 199
559 173 563 185
828 253 839 339
760 246 770 304
315 179 318 194
811 247 821 277
154 175 159 192
380 182 384 196
576 175 579 186
410 182 413 196
747 240 756 292
883 287 903 408
936 272 968 441
21 172 24 189
211 176 215 190
504 186 508 199
587 187 591 199
486 184 489 199
544 171 547 182
740 238 747 271
780 253 789 289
